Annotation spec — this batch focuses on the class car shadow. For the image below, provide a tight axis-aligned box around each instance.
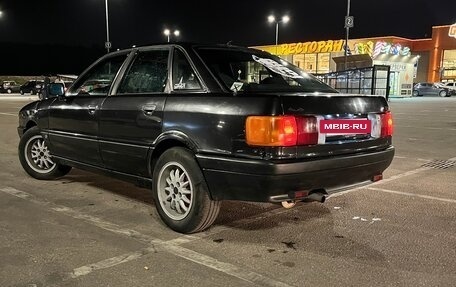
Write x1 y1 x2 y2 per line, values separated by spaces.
52 169 388 268
210 202 390 269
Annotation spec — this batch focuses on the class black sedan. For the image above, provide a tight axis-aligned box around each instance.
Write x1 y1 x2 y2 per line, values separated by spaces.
17 43 394 233
20 80 44 95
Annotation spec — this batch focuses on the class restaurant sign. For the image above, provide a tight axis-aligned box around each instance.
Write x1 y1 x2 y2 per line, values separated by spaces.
260 40 345 55
257 39 411 57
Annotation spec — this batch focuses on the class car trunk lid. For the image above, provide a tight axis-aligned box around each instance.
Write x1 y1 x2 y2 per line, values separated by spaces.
280 93 392 159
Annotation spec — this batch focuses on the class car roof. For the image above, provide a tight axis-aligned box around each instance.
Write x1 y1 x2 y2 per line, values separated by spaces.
106 42 269 57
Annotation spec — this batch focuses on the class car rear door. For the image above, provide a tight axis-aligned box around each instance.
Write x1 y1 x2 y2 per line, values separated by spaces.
47 53 129 167
98 48 170 176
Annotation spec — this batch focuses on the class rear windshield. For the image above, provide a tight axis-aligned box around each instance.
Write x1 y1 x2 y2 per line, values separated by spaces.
195 47 337 94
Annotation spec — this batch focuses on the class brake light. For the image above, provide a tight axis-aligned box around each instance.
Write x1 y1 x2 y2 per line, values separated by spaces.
380 111 393 137
245 116 318 146
296 116 318 145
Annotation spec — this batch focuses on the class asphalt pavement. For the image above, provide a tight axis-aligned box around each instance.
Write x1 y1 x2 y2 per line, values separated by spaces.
0 93 38 101
0 96 455 287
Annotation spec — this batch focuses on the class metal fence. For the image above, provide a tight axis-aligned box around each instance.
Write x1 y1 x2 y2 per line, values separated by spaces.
316 65 390 97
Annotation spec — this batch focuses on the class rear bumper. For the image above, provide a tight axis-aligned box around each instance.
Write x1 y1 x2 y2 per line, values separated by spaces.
196 147 395 202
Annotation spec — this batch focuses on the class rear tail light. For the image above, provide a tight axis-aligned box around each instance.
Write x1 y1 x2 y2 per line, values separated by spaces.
372 174 383 182
380 111 393 137
245 116 297 146
245 116 318 146
296 116 318 145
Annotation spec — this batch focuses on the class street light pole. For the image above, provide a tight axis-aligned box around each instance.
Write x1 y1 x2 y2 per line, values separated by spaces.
268 15 289 55
344 0 351 70
104 0 110 53
164 29 170 42
275 21 279 47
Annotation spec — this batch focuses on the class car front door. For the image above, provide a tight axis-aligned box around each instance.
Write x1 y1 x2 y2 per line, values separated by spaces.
423 83 433 95
98 48 170 176
46 53 129 166
431 84 441 96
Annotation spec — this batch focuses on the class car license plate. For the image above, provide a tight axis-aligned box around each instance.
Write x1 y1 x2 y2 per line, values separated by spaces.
319 119 371 135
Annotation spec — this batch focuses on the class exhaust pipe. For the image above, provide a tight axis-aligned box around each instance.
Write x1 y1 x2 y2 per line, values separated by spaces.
306 192 326 203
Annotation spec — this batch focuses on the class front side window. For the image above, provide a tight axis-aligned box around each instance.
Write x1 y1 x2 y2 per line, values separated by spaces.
195 47 337 94
118 50 169 94
68 54 127 96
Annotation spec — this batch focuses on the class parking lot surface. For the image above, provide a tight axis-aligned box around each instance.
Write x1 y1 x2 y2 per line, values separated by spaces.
1 96 455 287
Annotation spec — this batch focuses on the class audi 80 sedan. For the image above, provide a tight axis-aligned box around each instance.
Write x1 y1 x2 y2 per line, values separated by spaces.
17 43 394 233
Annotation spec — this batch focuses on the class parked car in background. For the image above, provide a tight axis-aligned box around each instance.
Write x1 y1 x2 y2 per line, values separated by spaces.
20 80 44 95
1 81 21 94
413 82 453 97
17 43 394 233
441 82 456 91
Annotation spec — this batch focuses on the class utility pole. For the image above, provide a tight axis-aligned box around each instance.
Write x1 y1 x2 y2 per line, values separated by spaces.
104 0 111 53
344 0 353 70
275 21 279 54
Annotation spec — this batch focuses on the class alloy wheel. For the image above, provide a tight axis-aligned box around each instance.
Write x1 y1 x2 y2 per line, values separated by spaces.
24 135 56 173
157 162 193 221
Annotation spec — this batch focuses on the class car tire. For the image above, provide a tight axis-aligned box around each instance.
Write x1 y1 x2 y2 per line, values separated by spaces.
7 88 12 94
18 127 72 180
152 147 221 234
20 90 24 95
412 90 419 97
439 90 447 97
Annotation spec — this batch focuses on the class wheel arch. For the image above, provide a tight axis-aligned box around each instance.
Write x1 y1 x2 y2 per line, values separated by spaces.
20 120 38 136
148 131 199 177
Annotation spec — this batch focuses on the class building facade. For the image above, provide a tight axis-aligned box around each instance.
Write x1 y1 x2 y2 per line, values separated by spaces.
253 23 456 97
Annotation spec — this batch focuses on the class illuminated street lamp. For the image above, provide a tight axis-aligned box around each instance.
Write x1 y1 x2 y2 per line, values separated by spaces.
164 29 180 42
0 11 3 17
268 14 290 54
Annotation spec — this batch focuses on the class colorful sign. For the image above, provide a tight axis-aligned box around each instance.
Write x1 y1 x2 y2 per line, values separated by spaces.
351 40 411 58
450 23 456 39
353 41 374 56
373 41 411 57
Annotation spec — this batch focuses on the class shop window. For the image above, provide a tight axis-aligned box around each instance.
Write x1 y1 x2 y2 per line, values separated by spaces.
442 50 456 69
304 54 317 73
317 53 330 74
292 54 305 69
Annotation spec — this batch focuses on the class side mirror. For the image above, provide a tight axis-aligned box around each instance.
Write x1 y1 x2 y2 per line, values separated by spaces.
49 83 65 97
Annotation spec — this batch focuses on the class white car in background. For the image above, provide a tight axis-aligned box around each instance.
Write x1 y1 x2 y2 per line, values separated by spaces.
442 82 456 91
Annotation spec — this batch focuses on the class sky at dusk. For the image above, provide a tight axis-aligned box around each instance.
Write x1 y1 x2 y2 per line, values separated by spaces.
0 0 455 75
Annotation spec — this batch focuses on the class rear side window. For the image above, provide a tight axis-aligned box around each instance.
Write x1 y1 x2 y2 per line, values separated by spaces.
118 50 169 94
172 49 202 91
195 47 336 94
68 54 127 96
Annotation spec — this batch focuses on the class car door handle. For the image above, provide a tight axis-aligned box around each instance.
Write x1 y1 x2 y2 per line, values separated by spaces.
142 104 157 116
88 105 97 115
